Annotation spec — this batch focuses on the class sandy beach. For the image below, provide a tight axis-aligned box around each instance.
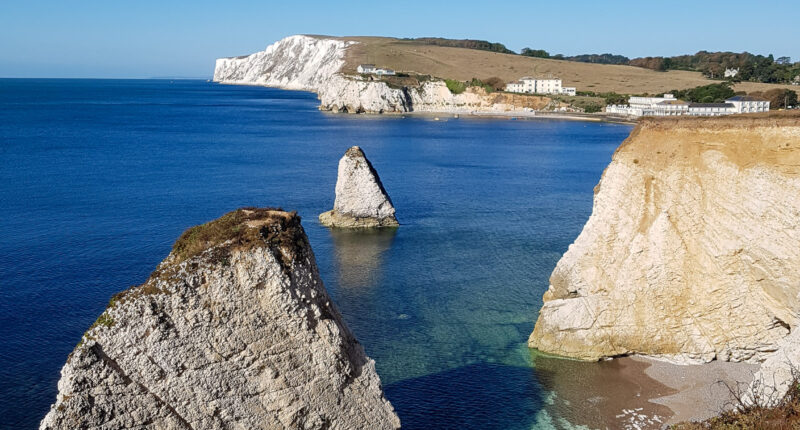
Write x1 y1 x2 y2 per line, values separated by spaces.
532 353 759 429
633 356 759 426
401 109 637 124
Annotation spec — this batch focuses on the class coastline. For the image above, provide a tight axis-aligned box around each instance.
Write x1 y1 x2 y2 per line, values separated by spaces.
214 81 638 125
404 109 638 125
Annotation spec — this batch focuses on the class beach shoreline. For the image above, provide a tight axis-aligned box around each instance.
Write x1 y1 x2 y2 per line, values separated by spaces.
631 356 759 426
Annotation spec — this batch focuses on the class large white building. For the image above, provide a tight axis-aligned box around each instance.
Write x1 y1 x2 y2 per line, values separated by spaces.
506 77 576 96
607 93 769 117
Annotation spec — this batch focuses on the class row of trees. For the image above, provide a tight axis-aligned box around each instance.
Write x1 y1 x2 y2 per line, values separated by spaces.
666 82 798 108
630 51 800 84
520 48 630 65
518 45 800 84
407 38 515 54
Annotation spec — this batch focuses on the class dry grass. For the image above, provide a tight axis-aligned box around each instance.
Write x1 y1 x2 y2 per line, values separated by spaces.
171 207 297 264
672 374 800 430
330 36 797 96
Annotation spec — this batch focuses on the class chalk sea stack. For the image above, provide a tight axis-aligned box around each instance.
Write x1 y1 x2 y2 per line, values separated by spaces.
40 208 400 430
320 146 399 228
530 113 800 365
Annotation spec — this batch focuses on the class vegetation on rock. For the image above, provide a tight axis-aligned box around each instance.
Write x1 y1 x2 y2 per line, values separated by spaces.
171 207 301 263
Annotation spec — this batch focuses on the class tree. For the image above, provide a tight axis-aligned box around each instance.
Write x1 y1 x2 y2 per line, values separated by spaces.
776 56 792 65
670 82 735 103
520 48 550 58
482 77 506 91
751 88 799 109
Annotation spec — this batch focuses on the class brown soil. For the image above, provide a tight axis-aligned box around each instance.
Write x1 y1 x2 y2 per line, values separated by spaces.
613 111 800 175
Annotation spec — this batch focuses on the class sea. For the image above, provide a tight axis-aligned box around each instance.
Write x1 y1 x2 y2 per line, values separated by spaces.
0 79 639 429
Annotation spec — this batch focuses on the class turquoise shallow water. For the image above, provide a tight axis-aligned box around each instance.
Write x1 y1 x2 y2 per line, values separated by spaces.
0 79 633 429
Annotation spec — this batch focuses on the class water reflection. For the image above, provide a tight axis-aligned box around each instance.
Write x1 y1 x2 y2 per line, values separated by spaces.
328 228 397 289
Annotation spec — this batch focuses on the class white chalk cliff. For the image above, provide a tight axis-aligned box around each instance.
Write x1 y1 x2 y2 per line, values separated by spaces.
40 208 400 430
213 35 559 114
320 146 398 228
530 115 800 367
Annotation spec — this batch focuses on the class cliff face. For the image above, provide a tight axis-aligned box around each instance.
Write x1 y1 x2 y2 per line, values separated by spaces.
213 35 353 92
213 35 558 114
530 114 800 363
40 208 400 430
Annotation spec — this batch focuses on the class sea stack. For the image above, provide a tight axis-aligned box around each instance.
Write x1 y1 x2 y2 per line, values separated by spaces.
530 113 800 365
320 146 399 228
40 208 400 430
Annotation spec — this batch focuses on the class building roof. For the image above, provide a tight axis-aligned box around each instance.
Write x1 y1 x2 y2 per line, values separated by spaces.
726 95 766 102
359 64 375 68
656 100 689 105
688 103 734 108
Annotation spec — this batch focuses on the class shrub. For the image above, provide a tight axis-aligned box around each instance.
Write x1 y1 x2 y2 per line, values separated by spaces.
445 79 467 94
673 371 800 429
480 77 505 91
584 104 602 113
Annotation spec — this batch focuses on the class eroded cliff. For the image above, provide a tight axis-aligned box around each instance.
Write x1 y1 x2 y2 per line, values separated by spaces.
213 35 560 114
40 208 400 430
320 146 399 228
530 113 800 363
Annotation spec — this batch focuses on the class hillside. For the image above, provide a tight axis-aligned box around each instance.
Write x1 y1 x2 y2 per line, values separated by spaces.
335 36 796 96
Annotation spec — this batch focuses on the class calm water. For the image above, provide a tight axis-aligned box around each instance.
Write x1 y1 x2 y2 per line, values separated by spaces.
0 79 633 429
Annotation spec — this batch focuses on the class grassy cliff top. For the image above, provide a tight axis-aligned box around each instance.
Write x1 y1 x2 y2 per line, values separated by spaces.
317 35 796 96
615 110 800 175
170 208 306 265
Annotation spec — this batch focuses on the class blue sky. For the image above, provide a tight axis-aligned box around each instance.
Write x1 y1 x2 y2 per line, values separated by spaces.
2 0 798 78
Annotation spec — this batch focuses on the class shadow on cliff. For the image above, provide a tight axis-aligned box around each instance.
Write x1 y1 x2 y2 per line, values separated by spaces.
328 228 397 289
384 362 546 430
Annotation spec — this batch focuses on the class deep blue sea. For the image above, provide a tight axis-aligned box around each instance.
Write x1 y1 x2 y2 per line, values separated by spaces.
0 79 635 429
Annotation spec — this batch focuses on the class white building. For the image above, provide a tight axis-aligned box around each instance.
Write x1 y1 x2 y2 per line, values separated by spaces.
724 68 739 78
506 77 575 96
357 64 375 74
357 64 396 76
607 94 678 116
687 102 736 116
606 94 768 117
726 95 770 113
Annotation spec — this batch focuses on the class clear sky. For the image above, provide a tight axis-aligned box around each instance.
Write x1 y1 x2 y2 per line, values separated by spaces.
2 0 798 78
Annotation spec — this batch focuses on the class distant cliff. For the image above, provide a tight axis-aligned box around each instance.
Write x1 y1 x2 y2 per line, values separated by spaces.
530 113 800 364
40 208 400 430
213 35 559 114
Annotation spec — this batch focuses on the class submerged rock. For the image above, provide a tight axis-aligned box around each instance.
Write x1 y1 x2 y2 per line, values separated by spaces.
320 147 399 228
530 113 800 364
40 208 400 430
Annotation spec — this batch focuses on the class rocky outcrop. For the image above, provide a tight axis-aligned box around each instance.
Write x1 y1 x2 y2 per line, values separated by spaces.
213 35 559 114
40 208 400 430
320 147 398 228
530 113 800 364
